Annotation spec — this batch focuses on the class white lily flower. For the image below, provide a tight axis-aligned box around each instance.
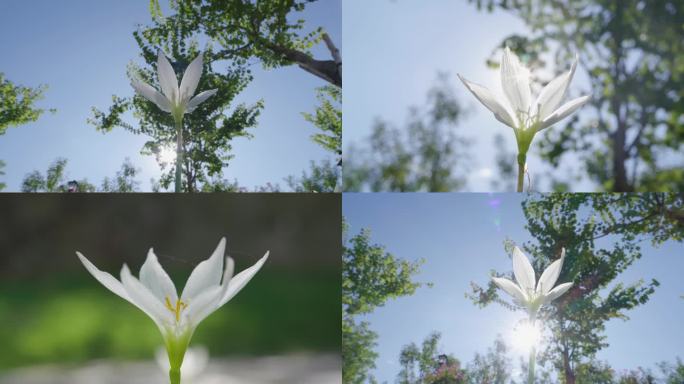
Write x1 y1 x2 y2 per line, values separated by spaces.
492 246 572 316
458 47 589 136
131 50 218 118
76 237 268 383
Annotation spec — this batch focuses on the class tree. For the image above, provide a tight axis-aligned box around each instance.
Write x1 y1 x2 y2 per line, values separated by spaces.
398 332 466 384
286 159 340 192
149 0 341 87
0 74 49 134
21 158 95 193
343 222 426 384
465 336 511 384
467 193 684 383
468 0 684 192
21 158 142 193
344 75 470 192
89 13 262 192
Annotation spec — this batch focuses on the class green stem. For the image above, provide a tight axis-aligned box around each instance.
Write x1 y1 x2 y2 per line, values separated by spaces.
517 153 526 193
174 115 183 193
528 345 536 384
169 367 181 384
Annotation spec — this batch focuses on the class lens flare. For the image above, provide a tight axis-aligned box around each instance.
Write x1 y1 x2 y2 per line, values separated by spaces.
159 146 177 164
511 321 541 352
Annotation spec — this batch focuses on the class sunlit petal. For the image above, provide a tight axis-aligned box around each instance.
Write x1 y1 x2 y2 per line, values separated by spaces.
157 50 179 104
140 248 178 303
185 89 217 113
120 264 172 326
457 74 517 128
76 252 130 301
219 251 269 307
492 276 528 304
131 79 172 112
536 248 565 295
540 95 590 129
501 47 532 115
181 237 225 301
544 282 573 304
179 54 204 104
512 246 536 293
534 54 578 120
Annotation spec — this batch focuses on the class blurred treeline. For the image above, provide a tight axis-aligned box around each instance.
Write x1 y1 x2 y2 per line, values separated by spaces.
0 194 341 369
344 0 684 192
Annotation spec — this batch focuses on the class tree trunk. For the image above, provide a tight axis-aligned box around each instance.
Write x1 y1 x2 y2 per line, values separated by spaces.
265 33 342 87
562 348 576 384
612 114 631 192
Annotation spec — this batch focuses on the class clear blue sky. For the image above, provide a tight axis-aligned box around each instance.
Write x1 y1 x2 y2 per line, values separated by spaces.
0 0 340 191
344 193 684 382
343 0 594 191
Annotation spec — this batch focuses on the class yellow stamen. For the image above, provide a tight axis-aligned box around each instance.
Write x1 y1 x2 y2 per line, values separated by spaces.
165 296 187 322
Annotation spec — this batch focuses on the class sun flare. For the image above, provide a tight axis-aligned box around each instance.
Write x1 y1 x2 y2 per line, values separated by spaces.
511 321 541 352
159 146 177 164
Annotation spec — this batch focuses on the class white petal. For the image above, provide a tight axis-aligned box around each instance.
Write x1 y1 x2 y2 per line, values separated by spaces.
512 246 536 293
536 248 565 295
179 53 204 104
120 264 172 326
544 282 573 304
181 237 226 301
540 95 590 129
185 89 217 113
218 251 269 307
139 248 178 303
131 79 173 112
183 256 235 326
457 74 517 128
492 276 528 304
534 54 578 120
76 252 130 301
157 50 179 105
501 47 532 115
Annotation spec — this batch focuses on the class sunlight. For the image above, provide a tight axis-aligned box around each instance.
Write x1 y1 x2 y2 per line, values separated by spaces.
159 146 177 164
511 321 541 352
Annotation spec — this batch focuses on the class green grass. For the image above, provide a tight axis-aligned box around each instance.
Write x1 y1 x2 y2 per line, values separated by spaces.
0 267 340 369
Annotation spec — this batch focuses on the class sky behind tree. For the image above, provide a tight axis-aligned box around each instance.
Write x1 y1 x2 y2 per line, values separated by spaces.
343 193 684 382
0 0 340 191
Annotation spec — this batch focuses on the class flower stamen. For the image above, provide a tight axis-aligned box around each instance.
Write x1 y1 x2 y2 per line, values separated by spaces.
165 296 188 322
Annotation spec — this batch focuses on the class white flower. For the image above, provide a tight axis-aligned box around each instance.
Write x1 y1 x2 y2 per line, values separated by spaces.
492 246 572 315
131 50 218 117
76 237 268 367
458 47 589 135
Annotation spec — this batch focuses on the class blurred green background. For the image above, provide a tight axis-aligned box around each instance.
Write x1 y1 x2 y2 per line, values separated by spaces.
0 194 341 370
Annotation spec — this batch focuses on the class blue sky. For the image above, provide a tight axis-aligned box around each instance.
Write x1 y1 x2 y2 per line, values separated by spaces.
344 193 684 382
343 0 594 191
0 0 340 191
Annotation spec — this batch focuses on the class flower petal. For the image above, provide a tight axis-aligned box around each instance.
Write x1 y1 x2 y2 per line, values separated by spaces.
536 248 565 295
131 79 172 112
543 282 573 304
512 246 536 294
501 47 532 115
185 89 217 113
534 54 578 121
218 251 269 307
492 276 528 304
182 256 235 326
457 74 517 128
157 50 179 105
76 251 130 301
179 53 204 104
121 264 172 326
540 95 590 129
181 237 226 301
139 248 178 303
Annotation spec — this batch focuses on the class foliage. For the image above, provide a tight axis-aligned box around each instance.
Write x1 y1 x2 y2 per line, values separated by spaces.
465 336 511 384
0 73 50 134
342 223 426 384
149 0 341 86
89 12 262 192
286 159 340 192
344 75 470 192
21 158 142 193
305 85 342 163
468 0 684 192
397 332 466 384
0 160 6 191
467 193 683 383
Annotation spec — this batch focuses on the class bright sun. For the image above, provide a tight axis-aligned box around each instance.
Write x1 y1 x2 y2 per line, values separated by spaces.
159 146 176 164
511 321 541 352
